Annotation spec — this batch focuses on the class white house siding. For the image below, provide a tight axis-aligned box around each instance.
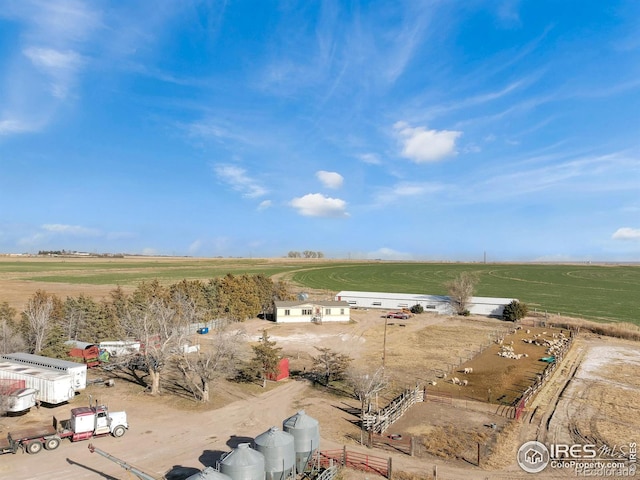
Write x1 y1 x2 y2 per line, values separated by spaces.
335 291 516 317
274 301 350 323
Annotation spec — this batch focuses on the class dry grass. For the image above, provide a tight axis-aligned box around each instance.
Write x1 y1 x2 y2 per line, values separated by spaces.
537 315 640 341
483 420 521 469
420 425 489 460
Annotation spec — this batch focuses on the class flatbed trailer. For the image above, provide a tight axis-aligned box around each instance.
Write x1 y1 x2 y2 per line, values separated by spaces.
0 404 128 455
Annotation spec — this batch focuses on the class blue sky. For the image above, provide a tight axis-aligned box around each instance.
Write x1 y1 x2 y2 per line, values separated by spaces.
1 1 639 261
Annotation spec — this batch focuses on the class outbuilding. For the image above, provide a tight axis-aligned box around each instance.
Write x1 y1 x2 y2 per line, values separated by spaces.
274 300 350 323
334 291 516 317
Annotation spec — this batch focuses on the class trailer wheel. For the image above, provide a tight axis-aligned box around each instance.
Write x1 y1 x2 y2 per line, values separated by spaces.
112 426 126 438
26 441 43 454
44 437 61 450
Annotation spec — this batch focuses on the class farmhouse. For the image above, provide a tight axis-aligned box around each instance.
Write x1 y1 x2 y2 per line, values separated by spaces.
274 300 350 323
334 291 516 317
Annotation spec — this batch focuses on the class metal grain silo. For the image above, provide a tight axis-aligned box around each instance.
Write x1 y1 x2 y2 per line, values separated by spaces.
253 427 295 480
219 443 265 480
185 467 232 480
282 410 319 474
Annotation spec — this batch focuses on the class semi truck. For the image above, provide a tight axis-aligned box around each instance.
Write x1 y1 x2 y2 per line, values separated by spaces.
0 402 128 455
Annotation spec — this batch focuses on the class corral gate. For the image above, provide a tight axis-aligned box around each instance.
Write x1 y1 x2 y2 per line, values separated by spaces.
362 385 425 434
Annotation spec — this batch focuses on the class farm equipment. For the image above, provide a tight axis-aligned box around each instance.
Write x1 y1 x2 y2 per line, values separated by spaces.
0 401 128 455
88 444 158 480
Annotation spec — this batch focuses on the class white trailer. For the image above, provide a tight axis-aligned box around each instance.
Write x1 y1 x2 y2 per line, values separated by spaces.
0 361 76 405
1 353 87 391
98 341 141 357
5 388 39 413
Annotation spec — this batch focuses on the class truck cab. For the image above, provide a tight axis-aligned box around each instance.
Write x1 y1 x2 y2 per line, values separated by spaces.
61 405 128 441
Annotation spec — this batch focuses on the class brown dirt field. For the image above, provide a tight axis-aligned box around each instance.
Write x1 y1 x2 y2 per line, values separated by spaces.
430 326 566 405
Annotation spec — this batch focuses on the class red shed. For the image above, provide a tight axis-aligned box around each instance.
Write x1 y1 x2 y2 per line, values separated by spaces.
267 358 289 381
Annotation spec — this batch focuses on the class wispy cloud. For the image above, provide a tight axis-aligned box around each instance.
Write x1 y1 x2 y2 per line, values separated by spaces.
463 151 640 204
394 121 462 163
42 224 100 236
357 153 382 165
257 200 272 211
290 193 348 217
373 181 446 207
23 47 84 98
612 228 640 241
214 164 268 198
316 170 344 189
0 1 100 133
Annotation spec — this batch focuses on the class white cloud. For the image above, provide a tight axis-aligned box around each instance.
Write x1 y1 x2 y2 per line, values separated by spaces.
257 200 272 211
366 247 413 261
290 193 348 217
357 153 382 165
394 121 462 163
612 227 640 241
188 239 203 254
374 181 445 206
214 164 267 198
42 224 100 236
316 170 344 189
24 47 83 71
0 119 41 135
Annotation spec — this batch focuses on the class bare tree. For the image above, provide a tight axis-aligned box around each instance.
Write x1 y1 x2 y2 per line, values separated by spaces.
348 366 389 415
311 347 352 385
122 296 187 395
177 329 245 402
445 272 478 315
23 290 54 353
347 366 389 444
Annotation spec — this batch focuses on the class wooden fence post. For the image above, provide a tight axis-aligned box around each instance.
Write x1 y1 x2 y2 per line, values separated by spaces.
387 457 392 479
342 445 347 467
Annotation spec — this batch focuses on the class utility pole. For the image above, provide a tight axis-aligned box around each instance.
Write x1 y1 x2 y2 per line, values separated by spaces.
382 316 388 370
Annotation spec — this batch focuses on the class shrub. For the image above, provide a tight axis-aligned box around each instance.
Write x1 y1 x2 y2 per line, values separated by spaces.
410 304 424 314
502 300 528 322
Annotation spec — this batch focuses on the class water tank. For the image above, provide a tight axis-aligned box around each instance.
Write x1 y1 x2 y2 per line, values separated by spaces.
219 443 265 480
253 427 295 480
282 410 320 474
185 467 232 480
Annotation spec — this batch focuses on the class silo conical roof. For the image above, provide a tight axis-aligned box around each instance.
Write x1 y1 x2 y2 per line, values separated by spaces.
219 443 265 480
254 427 295 479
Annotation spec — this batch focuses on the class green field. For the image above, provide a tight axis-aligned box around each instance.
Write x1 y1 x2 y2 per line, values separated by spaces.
1 258 638 325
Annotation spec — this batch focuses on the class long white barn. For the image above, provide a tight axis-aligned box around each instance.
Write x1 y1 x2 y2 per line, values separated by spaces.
274 300 350 323
334 291 516 317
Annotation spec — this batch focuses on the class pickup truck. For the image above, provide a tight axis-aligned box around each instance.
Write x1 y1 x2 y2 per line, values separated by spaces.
386 312 410 319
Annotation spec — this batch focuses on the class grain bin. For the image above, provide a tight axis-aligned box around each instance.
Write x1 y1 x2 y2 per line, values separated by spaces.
282 410 319 474
253 427 295 480
219 443 265 480
185 466 232 480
